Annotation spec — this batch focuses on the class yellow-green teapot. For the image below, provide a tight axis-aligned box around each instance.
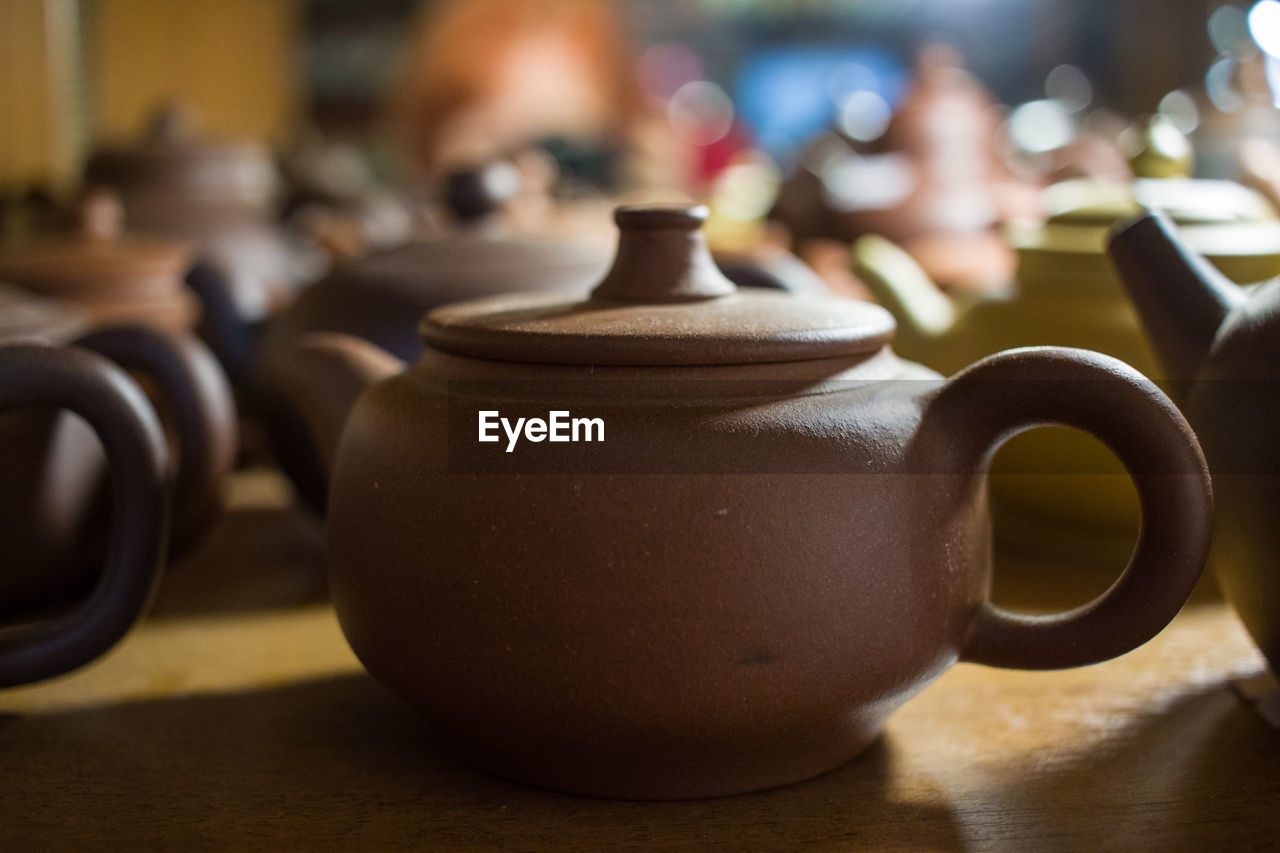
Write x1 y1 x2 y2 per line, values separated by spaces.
852 116 1280 557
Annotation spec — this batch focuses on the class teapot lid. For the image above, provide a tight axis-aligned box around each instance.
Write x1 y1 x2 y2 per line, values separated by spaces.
1043 178 1278 229
421 206 894 366
84 103 279 210
0 191 194 296
323 159 610 299
337 229 611 303
1043 115 1278 229
0 283 86 343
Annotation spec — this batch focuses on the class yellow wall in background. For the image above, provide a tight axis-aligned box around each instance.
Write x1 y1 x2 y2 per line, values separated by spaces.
86 0 302 147
0 0 82 192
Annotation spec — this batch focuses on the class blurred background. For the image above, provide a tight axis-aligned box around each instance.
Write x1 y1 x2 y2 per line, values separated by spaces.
5 0 1280 608
1 0 1276 194
7 0 1280 305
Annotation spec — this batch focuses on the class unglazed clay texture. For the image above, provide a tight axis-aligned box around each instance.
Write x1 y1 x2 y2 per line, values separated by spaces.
290 205 1212 798
328 354 981 798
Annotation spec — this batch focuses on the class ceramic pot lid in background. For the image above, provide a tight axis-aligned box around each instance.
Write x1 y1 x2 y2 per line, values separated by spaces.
1009 115 1280 284
84 103 280 216
340 227 612 304
422 206 895 366
0 283 87 344
319 159 613 305
82 105 305 329
0 192 198 329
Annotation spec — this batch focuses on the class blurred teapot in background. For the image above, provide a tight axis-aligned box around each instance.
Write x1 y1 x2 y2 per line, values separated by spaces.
1110 212 1280 675
86 103 278 221
84 103 323 348
193 160 614 510
0 196 237 554
772 44 1037 294
852 115 1280 560
854 116 1280 377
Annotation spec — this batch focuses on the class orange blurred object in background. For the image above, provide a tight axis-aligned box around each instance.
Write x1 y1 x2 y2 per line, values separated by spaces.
390 0 674 186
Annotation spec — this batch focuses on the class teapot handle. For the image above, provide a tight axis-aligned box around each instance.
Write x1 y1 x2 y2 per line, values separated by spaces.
929 347 1212 669
74 325 237 556
185 259 262 391
0 345 168 686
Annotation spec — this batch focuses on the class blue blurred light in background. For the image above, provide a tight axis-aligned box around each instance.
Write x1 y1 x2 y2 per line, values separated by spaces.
734 47 904 168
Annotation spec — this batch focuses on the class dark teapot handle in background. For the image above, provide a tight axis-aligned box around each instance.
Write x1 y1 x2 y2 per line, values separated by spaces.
185 259 263 392
0 345 168 686
927 346 1212 669
74 325 237 556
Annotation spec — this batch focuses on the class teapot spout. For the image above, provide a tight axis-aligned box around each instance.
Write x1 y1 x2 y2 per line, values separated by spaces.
277 333 403 477
851 235 955 359
1107 212 1247 382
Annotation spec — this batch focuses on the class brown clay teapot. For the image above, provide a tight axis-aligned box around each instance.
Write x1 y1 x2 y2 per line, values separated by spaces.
0 195 238 553
85 103 317 342
0 335 169 686
281 205 1211 799
0 284 233 555
1110 212 1280 674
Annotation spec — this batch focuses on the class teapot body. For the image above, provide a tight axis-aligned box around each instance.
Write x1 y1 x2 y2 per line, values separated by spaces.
912 275 1160 380
1108 213 1280 673
326 348 994 798
1185 279 1280 671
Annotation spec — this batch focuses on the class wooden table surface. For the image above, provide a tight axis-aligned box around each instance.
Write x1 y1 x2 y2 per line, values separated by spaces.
3 470 1277 850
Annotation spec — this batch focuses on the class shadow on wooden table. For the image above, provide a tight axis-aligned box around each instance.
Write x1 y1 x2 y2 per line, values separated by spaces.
150 506 329 619
0 674 963 849
975 676 1280 849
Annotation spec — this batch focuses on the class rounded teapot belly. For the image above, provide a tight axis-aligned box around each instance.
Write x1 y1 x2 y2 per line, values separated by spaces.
1188 319 1280 673
1209 477 1280 672
326 373 988 799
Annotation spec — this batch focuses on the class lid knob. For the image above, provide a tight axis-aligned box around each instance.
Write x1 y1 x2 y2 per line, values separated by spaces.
146 102 198 145
1125 114 1193 179
78 189 125 241
444 161 520 223
591 205 737 304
